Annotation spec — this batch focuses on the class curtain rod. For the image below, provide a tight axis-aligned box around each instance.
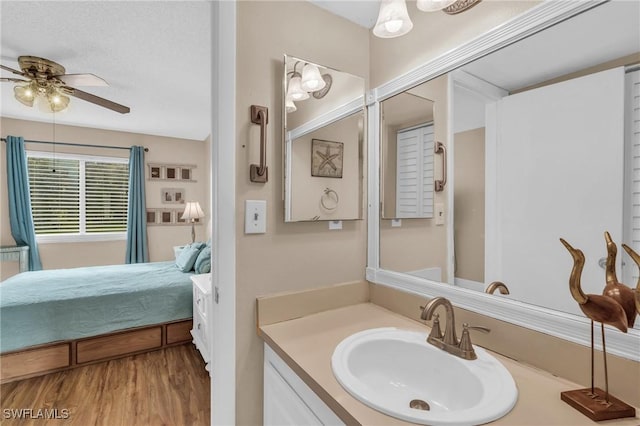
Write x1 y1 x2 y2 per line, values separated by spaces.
1 138 149 152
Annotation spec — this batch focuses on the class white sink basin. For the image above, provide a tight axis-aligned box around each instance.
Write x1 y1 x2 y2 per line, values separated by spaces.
331 328 518 425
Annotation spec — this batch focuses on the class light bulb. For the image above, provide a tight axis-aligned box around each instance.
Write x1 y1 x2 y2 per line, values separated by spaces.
384 19 403 33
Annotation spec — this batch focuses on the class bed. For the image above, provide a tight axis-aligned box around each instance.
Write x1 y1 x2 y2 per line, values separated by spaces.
0 261 194 382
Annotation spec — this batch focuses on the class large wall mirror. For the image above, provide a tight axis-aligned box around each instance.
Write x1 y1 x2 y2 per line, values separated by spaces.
373 0 640 359
283 55 365 222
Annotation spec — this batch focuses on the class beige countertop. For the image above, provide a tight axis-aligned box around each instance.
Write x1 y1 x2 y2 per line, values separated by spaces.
259 302 640 426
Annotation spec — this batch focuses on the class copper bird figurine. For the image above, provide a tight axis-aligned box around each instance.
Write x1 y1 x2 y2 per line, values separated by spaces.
560 238 628 332
603 232 636 327
621 243 640 315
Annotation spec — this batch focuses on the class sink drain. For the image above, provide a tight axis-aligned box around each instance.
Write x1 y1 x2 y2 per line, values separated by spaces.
409 399 430 411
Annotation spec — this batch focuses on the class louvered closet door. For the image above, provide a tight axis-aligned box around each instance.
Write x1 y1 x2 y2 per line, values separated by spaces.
395 124 434 218
485 67 625 316
624 69 640 289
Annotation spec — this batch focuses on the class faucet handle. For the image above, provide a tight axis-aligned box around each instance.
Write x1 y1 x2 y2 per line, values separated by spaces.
427 313 443 341
459 323 490 357
463 324 491 333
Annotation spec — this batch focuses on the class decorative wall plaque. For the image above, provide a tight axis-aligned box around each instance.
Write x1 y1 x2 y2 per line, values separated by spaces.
311 139 343 178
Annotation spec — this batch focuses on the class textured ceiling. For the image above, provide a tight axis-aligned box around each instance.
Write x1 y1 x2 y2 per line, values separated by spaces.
0 1 211 141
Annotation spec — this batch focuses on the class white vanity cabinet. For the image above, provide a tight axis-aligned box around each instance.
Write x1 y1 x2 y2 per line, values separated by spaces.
263 344 344 426
191 273 212 374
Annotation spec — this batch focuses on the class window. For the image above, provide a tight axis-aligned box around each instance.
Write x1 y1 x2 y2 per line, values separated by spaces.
26 151 129 242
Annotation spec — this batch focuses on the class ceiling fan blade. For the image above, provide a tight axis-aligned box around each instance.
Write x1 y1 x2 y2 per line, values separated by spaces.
0 77 29 83
59 73 108 87
0 64 27 77
62 86 130 114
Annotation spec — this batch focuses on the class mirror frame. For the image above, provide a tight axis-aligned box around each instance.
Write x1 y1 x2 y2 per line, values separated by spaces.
283 54 366 222
366 0 639 362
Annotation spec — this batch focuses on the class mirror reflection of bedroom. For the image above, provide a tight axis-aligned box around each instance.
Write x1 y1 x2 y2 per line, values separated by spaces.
0 2 211 424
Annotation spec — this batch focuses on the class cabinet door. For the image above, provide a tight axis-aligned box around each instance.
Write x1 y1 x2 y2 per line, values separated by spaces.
264 360 322 426
263 344 344 426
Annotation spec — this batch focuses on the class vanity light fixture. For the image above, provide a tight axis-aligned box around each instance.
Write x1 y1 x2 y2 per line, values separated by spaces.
416 0 457 12
285 61 332 113
374 0 482 39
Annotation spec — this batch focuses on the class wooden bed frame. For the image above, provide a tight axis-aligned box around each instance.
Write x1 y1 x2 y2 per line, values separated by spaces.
0 318 193 383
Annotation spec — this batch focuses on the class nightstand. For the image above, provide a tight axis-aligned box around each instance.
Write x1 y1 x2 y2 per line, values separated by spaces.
190 273 212 374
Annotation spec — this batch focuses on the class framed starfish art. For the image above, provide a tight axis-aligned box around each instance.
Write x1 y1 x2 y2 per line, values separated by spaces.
311 139 344 178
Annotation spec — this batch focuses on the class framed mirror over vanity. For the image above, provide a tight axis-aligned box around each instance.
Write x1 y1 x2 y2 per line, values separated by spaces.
283 55 366 222
368 0 640 362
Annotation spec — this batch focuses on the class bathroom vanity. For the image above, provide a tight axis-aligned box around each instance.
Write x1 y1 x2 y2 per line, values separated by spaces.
257 281 640 425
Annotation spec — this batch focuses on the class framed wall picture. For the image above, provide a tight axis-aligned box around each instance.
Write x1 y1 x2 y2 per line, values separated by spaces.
147 163 197 181
146 210 157 224
311 139 344 178
161 188 185 204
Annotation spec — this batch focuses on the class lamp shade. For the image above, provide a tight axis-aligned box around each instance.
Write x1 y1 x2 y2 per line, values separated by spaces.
14 84 35 107
285 95 297 113
300 63 326 92
373 0 413 38
286 74 309 101
417 0 457 12
181 201 205 221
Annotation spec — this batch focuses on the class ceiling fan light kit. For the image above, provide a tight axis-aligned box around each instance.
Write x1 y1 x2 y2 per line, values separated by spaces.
1 55 130 114
375 0 482 38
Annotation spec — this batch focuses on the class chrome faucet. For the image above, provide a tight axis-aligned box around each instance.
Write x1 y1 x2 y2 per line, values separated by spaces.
420 297 490 360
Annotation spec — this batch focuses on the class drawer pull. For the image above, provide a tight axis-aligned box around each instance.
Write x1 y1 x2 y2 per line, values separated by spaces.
197 323 202 330
197 298 201 304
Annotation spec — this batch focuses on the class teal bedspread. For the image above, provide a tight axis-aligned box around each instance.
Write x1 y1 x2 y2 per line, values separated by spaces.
0 261 193 352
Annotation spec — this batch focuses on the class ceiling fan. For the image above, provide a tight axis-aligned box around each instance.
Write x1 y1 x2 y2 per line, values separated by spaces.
0 55 130 114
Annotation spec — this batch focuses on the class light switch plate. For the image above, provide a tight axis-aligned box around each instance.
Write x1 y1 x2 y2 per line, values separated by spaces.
245 200 266 234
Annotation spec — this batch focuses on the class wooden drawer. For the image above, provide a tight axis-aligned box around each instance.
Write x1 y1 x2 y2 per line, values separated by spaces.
77 327 162 364
167 320 193 344
1 344 70 382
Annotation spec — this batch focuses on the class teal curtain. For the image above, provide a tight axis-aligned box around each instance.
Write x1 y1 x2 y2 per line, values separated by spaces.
6 135 42 271
125 146 149 263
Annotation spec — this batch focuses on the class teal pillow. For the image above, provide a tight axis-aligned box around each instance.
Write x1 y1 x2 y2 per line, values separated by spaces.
176 242 205 272
194 245 211 274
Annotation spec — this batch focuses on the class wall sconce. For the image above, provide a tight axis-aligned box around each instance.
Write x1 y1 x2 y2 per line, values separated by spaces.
285 61 332 113
374 0 482 39
181 201 205 243
250 105 269 183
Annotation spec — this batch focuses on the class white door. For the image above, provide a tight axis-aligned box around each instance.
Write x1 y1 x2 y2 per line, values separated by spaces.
485 67 625 315
395 124 435 218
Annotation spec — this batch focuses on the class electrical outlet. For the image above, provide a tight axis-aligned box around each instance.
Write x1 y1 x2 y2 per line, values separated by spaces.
245 200 266 234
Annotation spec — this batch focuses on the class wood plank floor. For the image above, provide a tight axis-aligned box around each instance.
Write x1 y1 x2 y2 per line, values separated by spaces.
0 344 210 426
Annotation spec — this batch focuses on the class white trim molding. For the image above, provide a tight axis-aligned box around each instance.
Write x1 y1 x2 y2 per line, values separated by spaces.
286 96 365 142
367 0 640 362
211 0 236 424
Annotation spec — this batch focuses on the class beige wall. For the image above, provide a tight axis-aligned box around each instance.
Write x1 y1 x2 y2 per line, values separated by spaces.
369 0 540 87
453 127 485 282
290 113 362 221
235 1 547 423
0 117 209 279
380 74 448 277
235 2 369 424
